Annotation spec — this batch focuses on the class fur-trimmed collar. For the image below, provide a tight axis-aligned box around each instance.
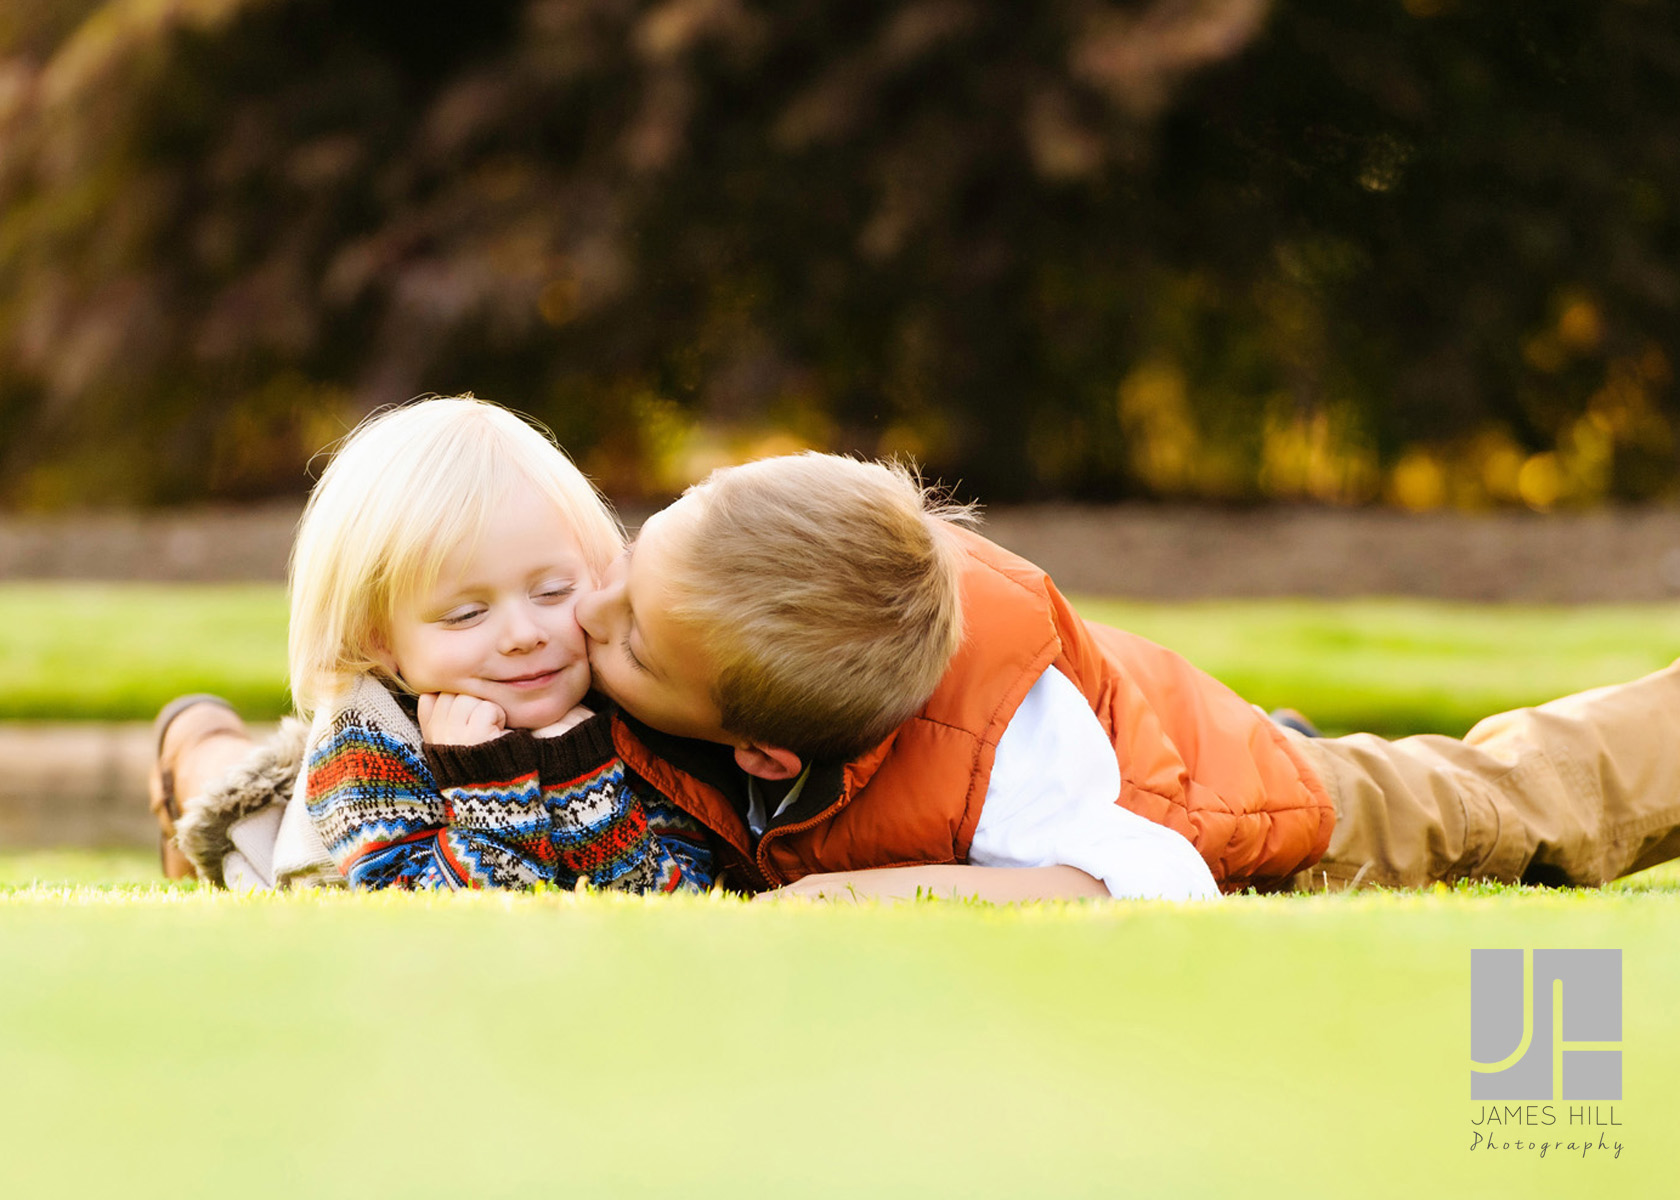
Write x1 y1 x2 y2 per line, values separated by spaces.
174 718 308 887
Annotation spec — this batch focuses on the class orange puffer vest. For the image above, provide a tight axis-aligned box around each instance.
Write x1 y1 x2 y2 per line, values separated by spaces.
612 528 1336 892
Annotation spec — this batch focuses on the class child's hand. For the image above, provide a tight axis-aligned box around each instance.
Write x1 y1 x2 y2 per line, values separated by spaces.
418 692 508 746
532 703 593 739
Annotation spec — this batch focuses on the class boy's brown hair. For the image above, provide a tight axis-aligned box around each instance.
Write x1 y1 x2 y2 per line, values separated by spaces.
664 453 969 764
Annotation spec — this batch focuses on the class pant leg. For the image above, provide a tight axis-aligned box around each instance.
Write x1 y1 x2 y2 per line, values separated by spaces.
1287 661 1680 889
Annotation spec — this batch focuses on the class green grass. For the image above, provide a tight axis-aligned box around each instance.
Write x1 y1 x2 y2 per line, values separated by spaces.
4 585 1676 1194
1074 596 1680 736
0 583 290 721
0 847 161 888
0 883 1671 1198
5 582 1680 733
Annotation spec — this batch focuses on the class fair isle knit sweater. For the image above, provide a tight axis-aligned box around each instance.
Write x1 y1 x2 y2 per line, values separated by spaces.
304 676 712 892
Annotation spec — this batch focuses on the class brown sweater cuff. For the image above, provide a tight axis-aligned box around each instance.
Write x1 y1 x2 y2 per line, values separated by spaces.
532 710 620 782
424 730 540 789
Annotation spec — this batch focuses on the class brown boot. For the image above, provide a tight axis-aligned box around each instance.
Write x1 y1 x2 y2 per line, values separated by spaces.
148 695 253 880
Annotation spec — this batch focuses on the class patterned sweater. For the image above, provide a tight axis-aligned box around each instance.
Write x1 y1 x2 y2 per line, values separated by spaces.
304 675 712 892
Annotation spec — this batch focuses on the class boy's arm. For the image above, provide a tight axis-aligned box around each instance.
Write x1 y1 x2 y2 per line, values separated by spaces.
971 666 1222 901
758 864 1108 903
533 713 715 894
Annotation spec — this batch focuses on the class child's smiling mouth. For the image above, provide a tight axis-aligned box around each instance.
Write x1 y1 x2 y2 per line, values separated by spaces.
494 668 562 689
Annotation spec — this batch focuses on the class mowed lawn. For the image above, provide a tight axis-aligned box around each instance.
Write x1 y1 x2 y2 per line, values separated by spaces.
0 886 1673 1197
2 583 1678 1196
1074 595 1680 737
0 583 290 721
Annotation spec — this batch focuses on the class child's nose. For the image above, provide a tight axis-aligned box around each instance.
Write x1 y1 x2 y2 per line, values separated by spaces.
499 607 548 653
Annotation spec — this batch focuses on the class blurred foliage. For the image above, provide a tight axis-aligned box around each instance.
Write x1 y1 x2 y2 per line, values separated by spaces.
1 0 1677 507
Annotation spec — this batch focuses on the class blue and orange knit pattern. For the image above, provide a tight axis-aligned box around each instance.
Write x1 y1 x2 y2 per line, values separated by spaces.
303 682 713 892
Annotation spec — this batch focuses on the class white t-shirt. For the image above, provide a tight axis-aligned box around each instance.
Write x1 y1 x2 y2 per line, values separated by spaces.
968 666 1221 901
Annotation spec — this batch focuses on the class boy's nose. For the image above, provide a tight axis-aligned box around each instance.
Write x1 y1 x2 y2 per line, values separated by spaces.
575 584 610 643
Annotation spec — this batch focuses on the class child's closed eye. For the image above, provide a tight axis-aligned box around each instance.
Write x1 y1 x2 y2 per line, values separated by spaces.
532 581 577 603
437 605 487 626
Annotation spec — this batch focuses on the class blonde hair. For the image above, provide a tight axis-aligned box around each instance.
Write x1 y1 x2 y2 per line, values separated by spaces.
287 397 623 717
664 453 968 763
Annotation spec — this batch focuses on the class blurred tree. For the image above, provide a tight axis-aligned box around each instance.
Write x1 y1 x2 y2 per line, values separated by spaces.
0 0 1676 507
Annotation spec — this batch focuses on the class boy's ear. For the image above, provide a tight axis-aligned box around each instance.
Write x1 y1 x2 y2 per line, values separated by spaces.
733 742 803 781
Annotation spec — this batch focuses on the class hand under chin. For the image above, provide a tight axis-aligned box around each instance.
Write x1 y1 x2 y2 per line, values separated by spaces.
531 704 594 738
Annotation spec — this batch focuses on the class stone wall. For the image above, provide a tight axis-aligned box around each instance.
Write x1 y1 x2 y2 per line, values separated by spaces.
7 500 1680 600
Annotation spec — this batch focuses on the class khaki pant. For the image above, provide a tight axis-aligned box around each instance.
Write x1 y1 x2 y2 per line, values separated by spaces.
1286 661 1680 890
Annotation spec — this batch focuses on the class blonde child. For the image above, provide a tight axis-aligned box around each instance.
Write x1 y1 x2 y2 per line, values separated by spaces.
161 398 711 893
